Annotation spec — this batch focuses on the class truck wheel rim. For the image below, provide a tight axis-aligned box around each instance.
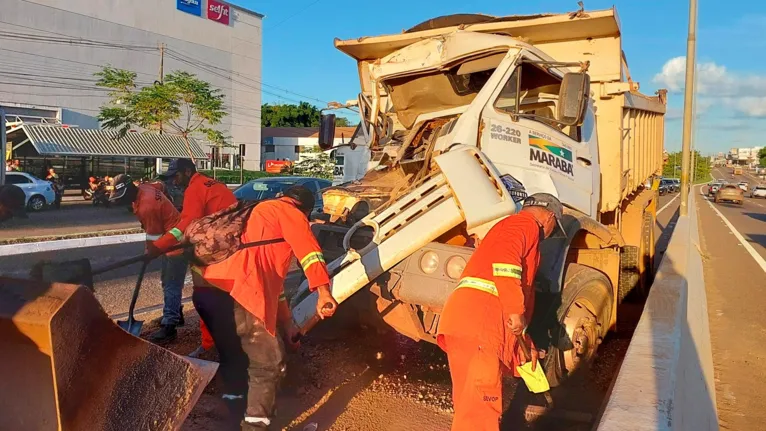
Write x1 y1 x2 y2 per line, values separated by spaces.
562 298 600 373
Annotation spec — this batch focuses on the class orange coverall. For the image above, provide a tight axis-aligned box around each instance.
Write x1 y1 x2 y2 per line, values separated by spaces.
158 172 237 350
194 197 331 335
437 211 542 431
133 183 184 254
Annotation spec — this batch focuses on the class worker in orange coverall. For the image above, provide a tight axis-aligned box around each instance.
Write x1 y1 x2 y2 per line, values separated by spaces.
192 185 338 430
109 174 188 342
151 159 236 356
437 193 566 431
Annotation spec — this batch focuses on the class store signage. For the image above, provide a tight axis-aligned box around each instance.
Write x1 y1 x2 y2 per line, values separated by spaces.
177 0 202 16
207 0 231 25
265 160 292 174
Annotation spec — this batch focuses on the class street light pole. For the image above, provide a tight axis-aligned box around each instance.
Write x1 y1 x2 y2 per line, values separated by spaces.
680 0 698 216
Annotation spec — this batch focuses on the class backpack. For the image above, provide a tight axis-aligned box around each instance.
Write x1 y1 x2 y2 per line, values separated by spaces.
184 200 285 266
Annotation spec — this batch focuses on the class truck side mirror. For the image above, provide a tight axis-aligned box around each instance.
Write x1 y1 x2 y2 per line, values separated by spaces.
319 114 336 150
557 72 590 126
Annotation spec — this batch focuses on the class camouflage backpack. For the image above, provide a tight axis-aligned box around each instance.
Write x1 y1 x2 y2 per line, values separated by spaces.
184 200 285 266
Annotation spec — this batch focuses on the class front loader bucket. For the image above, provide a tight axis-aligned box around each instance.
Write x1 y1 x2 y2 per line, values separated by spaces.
0 277 217 431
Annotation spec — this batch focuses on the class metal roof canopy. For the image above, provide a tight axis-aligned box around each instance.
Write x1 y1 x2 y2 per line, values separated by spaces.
6 124 208 160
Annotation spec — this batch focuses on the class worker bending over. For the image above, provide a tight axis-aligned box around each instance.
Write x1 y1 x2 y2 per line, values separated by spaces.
193 186 338 430
153 159 236 356
437 193 566 431
109 174 188 342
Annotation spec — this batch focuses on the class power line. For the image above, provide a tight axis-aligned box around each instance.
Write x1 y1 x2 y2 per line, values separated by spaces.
268 0 323 28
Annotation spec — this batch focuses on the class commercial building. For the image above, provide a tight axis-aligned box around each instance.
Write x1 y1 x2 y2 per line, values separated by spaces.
728 146 763 166
2 0 263 182
261 126 371 184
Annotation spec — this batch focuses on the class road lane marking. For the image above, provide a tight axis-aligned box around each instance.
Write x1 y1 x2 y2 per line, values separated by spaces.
698 186 766 273
657 194 679 215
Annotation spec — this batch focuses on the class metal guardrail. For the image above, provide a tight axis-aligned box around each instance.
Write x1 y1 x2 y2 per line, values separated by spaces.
597 190 717 430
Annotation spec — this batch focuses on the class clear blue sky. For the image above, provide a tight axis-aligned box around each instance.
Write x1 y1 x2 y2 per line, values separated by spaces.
234 0 766 155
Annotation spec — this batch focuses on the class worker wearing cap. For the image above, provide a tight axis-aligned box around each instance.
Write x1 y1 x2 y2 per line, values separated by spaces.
437 192 566 431
0 184 28 224
192 185 338 431
154 159 236 356
109 174 188 343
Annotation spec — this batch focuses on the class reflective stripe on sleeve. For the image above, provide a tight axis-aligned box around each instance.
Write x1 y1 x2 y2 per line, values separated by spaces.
168 227 183 241
300 251 325 271
456 277 498 296
278 292 287 302
492 263 522 279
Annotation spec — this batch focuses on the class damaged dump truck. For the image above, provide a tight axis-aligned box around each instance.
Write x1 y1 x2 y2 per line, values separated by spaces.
293 7 665 385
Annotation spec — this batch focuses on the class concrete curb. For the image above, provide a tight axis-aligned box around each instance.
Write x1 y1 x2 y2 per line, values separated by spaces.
597 189 717 430
0 233 146 257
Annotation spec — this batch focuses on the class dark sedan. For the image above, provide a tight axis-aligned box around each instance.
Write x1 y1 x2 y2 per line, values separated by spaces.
234 176 332 214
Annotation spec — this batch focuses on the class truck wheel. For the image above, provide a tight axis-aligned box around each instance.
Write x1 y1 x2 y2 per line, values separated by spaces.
617 246 639 303
639 211 655 294
544 264 613 387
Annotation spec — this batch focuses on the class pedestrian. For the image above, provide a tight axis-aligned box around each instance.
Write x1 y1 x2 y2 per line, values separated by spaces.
188 185 338 430
437 193 566 431
12 159 22 172
0 184 28 224
109 174 188 342
45 167 63 209
149 159 235 357
5 160 12 171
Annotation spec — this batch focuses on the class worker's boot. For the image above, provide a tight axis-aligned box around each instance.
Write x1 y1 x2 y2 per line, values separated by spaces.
149 324 177 343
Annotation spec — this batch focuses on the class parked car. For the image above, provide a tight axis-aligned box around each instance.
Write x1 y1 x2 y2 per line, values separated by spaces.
672 178 681 190
708 182 723 196
751 185 766 199
234 176 332 214
738 182 749 192
660 178 677 193
3 172 57 211
715 184 744 205
658 183 668 196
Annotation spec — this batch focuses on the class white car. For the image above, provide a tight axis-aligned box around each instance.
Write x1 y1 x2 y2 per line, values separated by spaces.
4 171 57 211
738 182 749 192
751 185 766 199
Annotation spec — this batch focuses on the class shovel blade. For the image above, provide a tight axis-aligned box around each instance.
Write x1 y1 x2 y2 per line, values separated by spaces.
117 319 144 337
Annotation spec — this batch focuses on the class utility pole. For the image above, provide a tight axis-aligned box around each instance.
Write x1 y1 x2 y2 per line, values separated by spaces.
158 42 165 135
679 0 697 217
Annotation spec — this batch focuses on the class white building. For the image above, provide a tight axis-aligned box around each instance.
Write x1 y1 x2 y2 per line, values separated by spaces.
730 147 763 165
261 126 371 184
1 0 263 170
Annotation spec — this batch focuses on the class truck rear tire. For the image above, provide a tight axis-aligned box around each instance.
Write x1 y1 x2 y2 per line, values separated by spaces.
617 211 655 302
543 264 613 387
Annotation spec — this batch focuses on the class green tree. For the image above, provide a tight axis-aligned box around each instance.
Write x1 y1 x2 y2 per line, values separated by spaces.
261 102 352 127
289 146 334 180
662 150 710 183
759 147 766 167
95 67 226 158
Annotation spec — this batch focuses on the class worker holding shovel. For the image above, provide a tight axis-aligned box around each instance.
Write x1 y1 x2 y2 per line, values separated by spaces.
109 174 188 343
437 193 566 431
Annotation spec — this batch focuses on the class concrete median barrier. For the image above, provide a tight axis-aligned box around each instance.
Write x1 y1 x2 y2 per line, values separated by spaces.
597 191 718 430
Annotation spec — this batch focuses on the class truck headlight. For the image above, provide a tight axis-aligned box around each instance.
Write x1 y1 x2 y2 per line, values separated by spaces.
446 256 466 279
419 251 439 274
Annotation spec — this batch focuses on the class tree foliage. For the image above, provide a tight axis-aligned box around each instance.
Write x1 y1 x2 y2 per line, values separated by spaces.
759 147 766 167
95 67 226 158
288 146 334 180
663 150 710 182
261 102 351 127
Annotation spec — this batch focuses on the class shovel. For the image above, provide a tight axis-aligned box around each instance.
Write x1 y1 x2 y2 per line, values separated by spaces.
117 259 149 336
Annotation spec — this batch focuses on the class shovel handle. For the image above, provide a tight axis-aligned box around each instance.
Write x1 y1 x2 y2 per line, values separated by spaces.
126 260 148 328
91 242 188 276
291 302 335 342
518 333 533 363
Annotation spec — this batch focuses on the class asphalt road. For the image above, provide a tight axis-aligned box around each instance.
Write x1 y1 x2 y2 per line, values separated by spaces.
0 199 139 241
699 168 766 430
1 193 681 430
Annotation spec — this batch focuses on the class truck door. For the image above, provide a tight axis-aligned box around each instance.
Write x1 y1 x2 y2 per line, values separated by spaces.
478 58 595 217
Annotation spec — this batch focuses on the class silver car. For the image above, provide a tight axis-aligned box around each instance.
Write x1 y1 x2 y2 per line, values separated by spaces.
708 182 723 196
4 171 57 211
